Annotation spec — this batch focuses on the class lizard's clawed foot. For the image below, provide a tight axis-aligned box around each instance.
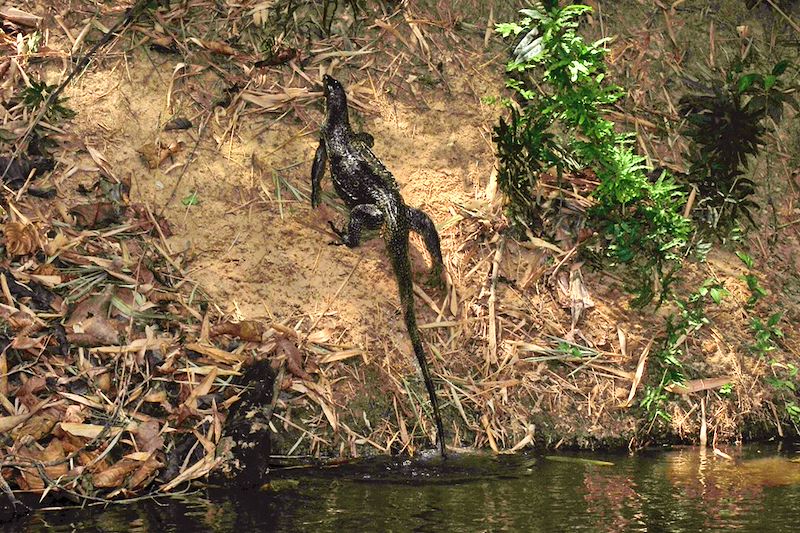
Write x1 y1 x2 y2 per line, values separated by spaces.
424 264 446 290
327 221 347 246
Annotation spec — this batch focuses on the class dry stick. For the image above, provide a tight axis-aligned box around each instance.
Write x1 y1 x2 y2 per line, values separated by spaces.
0 470 28 515
486 237 505 373
1 0 150 182
764 0 800 34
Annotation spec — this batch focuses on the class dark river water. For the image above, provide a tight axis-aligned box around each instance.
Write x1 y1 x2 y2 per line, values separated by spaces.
5 443 800 532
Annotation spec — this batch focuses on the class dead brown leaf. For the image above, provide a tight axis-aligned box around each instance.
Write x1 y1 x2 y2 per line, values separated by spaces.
665 376 734 395
0 6 42 27
67 315 122 346
70 202 122 229
0 350 6 395
136 141 185 169
128 451 164 490
210 320 266 342
185 342 247 365
623 339 653 407
133 420 164 452
182 366 218 411
12 410 59 441
3 221 40 257
66 293 123 346
0 412 32 433
278 334 311 381
92 458 140 488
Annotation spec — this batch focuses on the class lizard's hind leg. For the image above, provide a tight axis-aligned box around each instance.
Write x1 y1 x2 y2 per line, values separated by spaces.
407 207 443 265
407 207 444 285
329 204 384 248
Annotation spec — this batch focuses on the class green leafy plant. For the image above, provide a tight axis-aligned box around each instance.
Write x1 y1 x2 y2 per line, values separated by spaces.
734 258 797 430
679 58 798 232
22 31 42 55
181 191 200 206
641 279 728 422
21 80 76 122
767 363 799 428
750 312 783 357
736 251 767 307
787 402 800 426
494 3 692 305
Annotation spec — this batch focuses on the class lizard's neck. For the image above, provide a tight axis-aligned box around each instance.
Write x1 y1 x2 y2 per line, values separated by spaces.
324 85 351 133
323 106 351 142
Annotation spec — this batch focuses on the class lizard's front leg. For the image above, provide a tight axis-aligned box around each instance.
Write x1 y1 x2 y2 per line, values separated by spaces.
352 132 374 148
311 141 327 208
329 204 384 247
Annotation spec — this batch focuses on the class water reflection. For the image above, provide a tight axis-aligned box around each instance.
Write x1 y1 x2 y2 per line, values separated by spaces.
5 445 799 533
584 471 641 532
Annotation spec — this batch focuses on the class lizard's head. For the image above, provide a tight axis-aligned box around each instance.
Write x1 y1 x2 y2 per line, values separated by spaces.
322 74 347 111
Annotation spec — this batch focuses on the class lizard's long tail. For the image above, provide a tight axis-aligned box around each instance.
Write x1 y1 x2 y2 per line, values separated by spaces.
387 231 447 458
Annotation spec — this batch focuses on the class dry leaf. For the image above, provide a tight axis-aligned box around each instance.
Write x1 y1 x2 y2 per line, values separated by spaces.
3 221 39 257
0 350 6 395
67 315 122 346
622 339 653 407
665 376 734 395
0 412 32 433
128 452 164 490
210 320 266 342
183 366 218 411
278 335 311 381
306 328 333 344
319 349 362 364
70 202 122 228
44 231 72 256
0 6 42 27
60 421 135 439
92 458 140 488
13 411 58 441
241 87 320 112
185 342 247 365
161 455 223 492
85 146 116 180
66 292 123 346
569 264 594 330
133 420 164 452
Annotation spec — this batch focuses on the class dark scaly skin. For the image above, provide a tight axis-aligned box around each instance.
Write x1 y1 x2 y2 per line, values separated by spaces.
312 74 446 458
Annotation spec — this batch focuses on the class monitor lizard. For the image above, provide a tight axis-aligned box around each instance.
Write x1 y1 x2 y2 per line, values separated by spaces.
311 74 446 458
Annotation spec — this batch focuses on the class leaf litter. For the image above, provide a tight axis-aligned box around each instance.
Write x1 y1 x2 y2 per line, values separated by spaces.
0 0 797 512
